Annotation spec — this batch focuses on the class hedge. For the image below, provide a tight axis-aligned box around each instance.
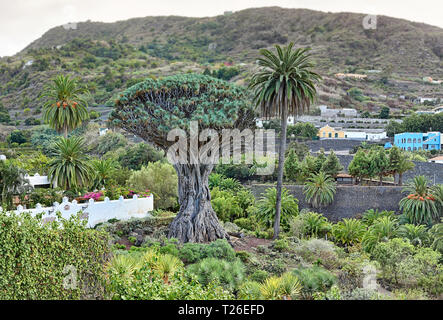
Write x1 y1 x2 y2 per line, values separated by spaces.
0 211 111 299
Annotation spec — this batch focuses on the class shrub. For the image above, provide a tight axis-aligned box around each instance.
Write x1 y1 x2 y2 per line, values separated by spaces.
186 258 246 291
398 224 429 246
273 239 290 252
250 270 269 283
362 216 399 253
292 266 337 297
211 187 244 222
361 209 395 226
0 211 110 299
295 239 339 269
289 212 331 239
332 218 367 246
178 239 236 264
128 161 178 210
107 248 232 299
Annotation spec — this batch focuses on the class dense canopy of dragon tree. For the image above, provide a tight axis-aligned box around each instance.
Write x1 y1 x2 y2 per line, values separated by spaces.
110 74 256 242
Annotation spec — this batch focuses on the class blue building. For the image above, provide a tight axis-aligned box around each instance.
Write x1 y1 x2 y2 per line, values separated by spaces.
394 132 441 151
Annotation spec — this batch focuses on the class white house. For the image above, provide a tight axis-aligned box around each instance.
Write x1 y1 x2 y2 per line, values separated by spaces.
25 174 55 188
343 129 387 141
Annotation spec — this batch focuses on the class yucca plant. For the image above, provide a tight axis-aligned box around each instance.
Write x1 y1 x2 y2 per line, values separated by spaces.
256 187 299 230
398 224 429 246
279 273 302 300
154 254 183 284
249 43 321 239
47 136 93 190
332 218 367 246
399 176 439 226
303 171 336 209
362 216 399 253
106 254 140 285
41 74 89 138
260 276 284 300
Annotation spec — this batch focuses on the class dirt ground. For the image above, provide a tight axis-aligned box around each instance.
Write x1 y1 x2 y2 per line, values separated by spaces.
230 235 272 253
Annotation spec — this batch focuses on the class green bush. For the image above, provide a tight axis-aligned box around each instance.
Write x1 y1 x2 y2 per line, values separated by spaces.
187 258 246 291
292 266 337 296
178 239 236 264
128 161 178 210
0 211 110 299
107 248 232 299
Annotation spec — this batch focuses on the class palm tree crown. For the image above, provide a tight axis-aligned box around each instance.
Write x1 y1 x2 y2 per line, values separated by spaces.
48 136 93 190
249 43 321 118
41 75 89 137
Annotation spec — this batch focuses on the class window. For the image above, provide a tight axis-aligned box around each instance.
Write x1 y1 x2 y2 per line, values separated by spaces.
418 139 421 143
413 138 416 143
407 147 411 151
407 138 411 143
335 133 338 138
328 133 332 138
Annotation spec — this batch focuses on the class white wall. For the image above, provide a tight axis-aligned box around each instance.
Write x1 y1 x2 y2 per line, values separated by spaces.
6 195 154 228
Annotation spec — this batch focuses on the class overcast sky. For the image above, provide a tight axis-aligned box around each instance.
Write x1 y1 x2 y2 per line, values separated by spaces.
0 0 442 57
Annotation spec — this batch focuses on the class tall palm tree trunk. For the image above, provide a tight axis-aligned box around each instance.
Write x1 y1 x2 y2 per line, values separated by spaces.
273 107 288 240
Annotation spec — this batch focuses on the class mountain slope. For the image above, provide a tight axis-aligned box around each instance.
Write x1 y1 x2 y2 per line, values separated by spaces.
0 7 442 131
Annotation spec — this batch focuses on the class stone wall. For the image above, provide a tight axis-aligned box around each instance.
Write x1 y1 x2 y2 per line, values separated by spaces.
249 184 406 221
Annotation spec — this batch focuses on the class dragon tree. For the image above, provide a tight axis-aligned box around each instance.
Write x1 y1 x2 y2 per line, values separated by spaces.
111 74 255 243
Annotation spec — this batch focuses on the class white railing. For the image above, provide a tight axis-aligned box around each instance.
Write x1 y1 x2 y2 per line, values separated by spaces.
1 195 154 227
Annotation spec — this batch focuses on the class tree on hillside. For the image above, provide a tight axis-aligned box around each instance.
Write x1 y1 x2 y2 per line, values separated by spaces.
348 149 372 184
284 149 300 182
110 74 255 243
303 171 336 209
41 75 89 138
249 43 321 239
321 150 343 178
396 156 415 186
371 147 390 186
388 146 415 185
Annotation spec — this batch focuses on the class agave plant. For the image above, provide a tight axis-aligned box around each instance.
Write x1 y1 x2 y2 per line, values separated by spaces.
303 171 336 209
399 176 439 226
41 74 89 138
362 216 399 253
332 218 367 246
398 224 429 246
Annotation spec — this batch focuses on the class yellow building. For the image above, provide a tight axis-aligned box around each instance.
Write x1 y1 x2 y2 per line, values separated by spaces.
318 125 346 139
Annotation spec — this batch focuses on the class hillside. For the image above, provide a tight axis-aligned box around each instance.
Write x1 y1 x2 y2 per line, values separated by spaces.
1 6 442 130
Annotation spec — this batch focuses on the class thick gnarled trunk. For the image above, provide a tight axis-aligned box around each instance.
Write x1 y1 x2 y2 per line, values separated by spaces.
168 163 229 243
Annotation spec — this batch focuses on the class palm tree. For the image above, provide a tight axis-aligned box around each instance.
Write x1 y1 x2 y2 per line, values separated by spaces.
0 161 32 209
91 158 117 189
41 75 89 138
48 136 93 191
399 176 439 226
303 171 336 209
249 43 321 239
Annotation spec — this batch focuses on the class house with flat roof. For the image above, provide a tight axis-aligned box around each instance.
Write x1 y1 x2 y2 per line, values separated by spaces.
394 132 441 151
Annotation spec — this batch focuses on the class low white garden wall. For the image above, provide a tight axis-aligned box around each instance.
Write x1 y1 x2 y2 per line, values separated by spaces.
3 195 154 228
